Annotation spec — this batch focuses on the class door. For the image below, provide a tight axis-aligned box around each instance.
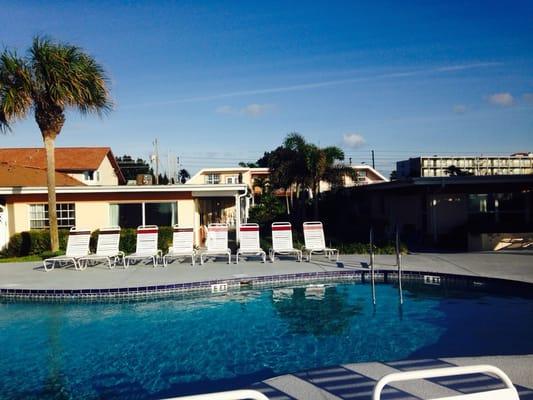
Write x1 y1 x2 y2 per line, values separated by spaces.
0 205 7 251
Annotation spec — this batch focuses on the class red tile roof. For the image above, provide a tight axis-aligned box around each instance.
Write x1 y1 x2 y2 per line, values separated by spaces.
0 147 125 184
0 162 85 187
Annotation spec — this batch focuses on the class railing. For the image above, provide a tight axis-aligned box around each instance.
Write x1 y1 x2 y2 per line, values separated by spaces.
372 365 519 400
165 389 270 400
368 226 403 306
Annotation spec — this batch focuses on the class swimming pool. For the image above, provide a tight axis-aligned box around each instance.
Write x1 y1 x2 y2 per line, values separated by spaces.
1 280 532 399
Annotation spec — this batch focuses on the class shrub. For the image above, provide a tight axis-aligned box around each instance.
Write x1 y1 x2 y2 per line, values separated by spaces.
335 241 408 255
1 229 69 257
115 226 173 254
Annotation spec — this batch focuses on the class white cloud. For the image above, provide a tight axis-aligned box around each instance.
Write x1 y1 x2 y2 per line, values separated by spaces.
453 104 467 114
343 133 365 149
488 92 514 107
215 105 234 114
242 103 271 117
121 62 502 109
215 103 273 117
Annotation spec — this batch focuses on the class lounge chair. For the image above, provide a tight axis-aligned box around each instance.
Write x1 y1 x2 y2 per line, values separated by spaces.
78 227 124 270
124 225 162 268
199 223 231 264
236 223 266 263
373 364 519 400
269 222 302 262
302 221 339 262
163 225 196 267
43 227 91 271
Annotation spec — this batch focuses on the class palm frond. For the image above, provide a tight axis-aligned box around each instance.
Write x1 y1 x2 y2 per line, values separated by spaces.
29 36 112 115
0 50 33 132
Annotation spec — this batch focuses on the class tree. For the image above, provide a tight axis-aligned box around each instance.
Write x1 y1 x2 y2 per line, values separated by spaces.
445 165 474 176
281 133 356 219
0 37 111 251
116 155 150 182
238 161 259 168
178 168 190 184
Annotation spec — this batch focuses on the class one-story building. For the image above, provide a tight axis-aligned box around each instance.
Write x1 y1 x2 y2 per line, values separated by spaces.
340 175 533 250
0 147 251 250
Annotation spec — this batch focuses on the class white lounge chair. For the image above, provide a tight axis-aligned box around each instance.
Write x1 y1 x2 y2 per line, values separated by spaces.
124 225 162 268
163 225 196 267
78 227 124 270
200 223 231 264
373 364 519 400
43 227 91 271
168 389 269 400
269 222 302 262
236 223 266 263
303 221 339 262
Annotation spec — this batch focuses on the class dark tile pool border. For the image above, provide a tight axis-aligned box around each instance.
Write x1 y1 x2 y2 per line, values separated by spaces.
1 268 531 302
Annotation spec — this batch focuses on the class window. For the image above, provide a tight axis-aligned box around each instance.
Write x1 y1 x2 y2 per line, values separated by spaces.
356 170 367 182
83 171 95 181
30 203 75 229
115 203 143 228
145 203 177 226
225 175 238 184
205 174 220 184
110 202 177 228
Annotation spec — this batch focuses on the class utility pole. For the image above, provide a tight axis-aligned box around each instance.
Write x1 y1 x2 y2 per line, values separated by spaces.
349 157 352 166
371 150 375 169
152 139 159 185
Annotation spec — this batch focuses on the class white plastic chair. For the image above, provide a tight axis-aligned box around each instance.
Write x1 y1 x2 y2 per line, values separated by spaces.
43 227 91 271
373 365 519 400
303 221 339 262
200 223 231 264
78 227 124 270
124 225 162 268
163 225 196 267
236 223 266 263
269 222 302 262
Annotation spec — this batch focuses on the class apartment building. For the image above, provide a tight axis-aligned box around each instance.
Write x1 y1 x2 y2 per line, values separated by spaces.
397 153 533 178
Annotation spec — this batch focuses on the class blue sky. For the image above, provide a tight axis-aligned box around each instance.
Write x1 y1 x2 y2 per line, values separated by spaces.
1 0 532 175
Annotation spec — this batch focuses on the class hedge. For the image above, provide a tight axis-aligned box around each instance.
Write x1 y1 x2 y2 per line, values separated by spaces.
1 229 70 257
1 226 407 258
1 227 175 258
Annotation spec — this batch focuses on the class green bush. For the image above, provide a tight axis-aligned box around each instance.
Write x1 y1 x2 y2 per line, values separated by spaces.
116 226 173 254
1 227 176 258
1 229 69 257
335 241 408 255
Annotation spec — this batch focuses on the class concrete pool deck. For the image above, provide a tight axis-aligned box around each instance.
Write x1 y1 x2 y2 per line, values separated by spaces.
0 251 532 291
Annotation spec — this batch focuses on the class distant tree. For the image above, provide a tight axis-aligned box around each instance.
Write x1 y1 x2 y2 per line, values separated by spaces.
445 165 474 176
159 173 169 185
0 36 111 251
116 155 151 181
238 161 259 168
178 168 190 184
389 170 397 180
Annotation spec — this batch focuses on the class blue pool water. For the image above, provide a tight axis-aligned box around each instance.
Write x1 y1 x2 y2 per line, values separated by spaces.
1 281 532 399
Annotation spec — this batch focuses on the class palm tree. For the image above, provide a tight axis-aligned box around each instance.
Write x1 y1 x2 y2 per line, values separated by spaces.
178 168 190 184
283 133 356 219
0 37 111 251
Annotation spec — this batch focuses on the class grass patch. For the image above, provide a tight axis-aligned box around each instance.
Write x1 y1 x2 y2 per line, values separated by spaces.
0 255 43 263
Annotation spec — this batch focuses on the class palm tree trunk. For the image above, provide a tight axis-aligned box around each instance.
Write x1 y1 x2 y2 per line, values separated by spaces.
44 135 59 252
313 180 320 220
